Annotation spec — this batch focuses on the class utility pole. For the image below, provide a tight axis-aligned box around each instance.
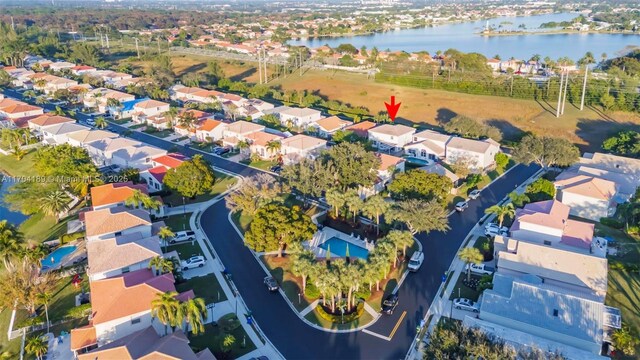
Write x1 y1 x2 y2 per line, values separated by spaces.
561 71 569 115
134 38 140 59
263 49 268 83
556 71 564 118
580 65 588 110
257 49 263 84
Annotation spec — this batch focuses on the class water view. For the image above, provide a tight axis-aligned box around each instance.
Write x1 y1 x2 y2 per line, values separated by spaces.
290 12 640 60
0 177 28 226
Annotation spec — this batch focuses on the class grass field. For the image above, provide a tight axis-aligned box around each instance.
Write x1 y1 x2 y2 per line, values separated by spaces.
271 69 640 151
176 274 227 304
188 314 256 359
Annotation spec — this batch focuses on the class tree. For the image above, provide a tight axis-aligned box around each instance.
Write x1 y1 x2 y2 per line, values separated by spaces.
1 261 56 315
508 191 530 207
459 247 484 281
148 256 174 276
512 135 580 169
600 94 615 111
611 326 640 356
157 226 175 249
281 159 332 207
70 42 102 66
151 291 182 335
0 220 24 271
25 336 48 360
206 60 226 85
484 203 515 227
245 203 316 256
181 297 207 335
602 131 640 158
39 190 71 222
361 195 390 235
525 178 556 202
163 155 216 198
449 156 476 179
442 115 502 141
385 230 414 257
320 142 380 191
387 170 451 202
125 189 161 210
94 116 108 129
265 140 282 157
221 334 236 353
494 152 509 169
36 291 52 334
290 243 317 292
226 173 283 216
343 189 363 223
388 199 450 235
12 145 26 161
325 188 346 218
336 43 358 55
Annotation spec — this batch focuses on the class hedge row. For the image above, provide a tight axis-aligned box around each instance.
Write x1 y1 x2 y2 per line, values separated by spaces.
315 301 364 324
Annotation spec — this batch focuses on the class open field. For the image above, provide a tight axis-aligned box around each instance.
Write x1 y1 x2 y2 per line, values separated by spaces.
271 69 640 151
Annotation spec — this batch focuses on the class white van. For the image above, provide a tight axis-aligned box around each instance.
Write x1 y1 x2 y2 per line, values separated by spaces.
408 251 424 272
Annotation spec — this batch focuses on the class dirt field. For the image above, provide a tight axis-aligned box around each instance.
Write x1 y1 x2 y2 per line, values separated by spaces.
271 69 640 151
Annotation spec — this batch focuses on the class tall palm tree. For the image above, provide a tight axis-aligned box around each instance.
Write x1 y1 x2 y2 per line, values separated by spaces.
151 291 182 335
148 256 174 276
373 240 395 275
51 106 67 116
36 291 53 334
344 189 363 223
386 230 414 257
94 116 108 129
265 140 282 158
484 203 515 228
158 226 175 250
325 188 346 218
0 220 25 271
458 247 484 282
177 111 197 131
12 145 26 160
39 190 71 222
181 297 207 335
163 107 180 127
124 189 147 209
35 96 48 105
361 195 390 235
236 140 250 155
290 245 316 292
25 336 48 360
23 90 37 99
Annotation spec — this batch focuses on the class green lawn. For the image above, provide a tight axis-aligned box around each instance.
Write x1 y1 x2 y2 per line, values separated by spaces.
231 211 253 234
176 274 227 304
112 117 131 125
0 149 38 176
448 272 484 302
261 255 311 312
47 273 90 323
161 171 236 206
166 241 204 259
19 212 79 244
129 123 146 130
143 128 174 138
163 212 193 232
188 314 256 359
240 158 277 171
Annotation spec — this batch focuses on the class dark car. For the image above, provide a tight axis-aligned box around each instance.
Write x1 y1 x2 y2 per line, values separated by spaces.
270 165 282 173
381 293 399 315
264 276 279 292
213 147 230 155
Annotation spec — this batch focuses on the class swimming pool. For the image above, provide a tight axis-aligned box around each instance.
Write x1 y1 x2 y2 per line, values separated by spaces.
41 245 77 270
318 237 369 259
403 156 433 166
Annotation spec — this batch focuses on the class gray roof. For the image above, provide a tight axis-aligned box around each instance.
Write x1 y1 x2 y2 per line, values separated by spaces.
480 273 605 345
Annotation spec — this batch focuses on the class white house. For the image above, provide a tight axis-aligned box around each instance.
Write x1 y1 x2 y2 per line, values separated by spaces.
195 119 226 142
49 61 76 72
368 124 416 152
83 88 135 113
278 107 323 128
246 130 285 159
41 123 90 145
66 129 119 148
140 153 189 192
360 153 406 198
85 137 143 166
221 121 265 148
111 145 168 171
404 129 450 161
131 100 170 124
0 98 44 120
70 65 97 76
280 134 327 165
445 137 500 172
28 114 75 135
554 175 618 221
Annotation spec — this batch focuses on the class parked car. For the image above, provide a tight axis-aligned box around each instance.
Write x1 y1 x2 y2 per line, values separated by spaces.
381 293 399 315
408 251 424 272
453 298 479 312
468 189 481 200
170 230 196 244
181 256 206 270
86 117 96 126
270 165 282 173
466 263 495 275
213 146 230 155
484 223 508 238
264 276 279 292
455 201 469 212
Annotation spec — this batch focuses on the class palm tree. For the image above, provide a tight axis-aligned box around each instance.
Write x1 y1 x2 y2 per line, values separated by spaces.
458 247 484 282
39 190 71 222
23 90 37 99
344 189 363 223
361 195 390 235
158 226 175 250
265 140 282 158
35 96 48 105
0 220 25 271
484 203 515 228
177 111 197 131
51 106 67 116
373 240 395 277
181 297 207 335
151 291 182 335
148 256 174 276
386 230 414 257
36 291 52 334
221 334 236 353
236 140 250 156
325 189 345 218
124 189 147 209
12 145 26 160
290 245 316 292
163 107 180 127
94 116 108 129
25 336 48 360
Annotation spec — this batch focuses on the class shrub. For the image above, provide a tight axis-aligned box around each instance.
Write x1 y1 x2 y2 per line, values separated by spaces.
219 313 241 332
494 152 509 169
627 225 639 235
60 231 85 244
600 217 624 229
353 287 371 301
315 302 364 324
304 282 320 299
65 303 91 319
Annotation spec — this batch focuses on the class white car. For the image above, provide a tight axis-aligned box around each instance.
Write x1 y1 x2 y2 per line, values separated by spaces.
170 230 196 244
181 256 206 270
468 190 481 200
408 251 424 272
453 298 479 313
484 223 508 238
455 201 469 212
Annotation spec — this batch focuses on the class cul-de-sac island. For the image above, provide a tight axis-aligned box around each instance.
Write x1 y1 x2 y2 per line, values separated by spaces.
0 0 639 359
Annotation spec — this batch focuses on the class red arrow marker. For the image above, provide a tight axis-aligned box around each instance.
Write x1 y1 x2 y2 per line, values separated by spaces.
384 96 401 122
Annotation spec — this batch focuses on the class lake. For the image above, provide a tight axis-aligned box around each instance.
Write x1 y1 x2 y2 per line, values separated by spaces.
289 12 640 61
0 177 28 226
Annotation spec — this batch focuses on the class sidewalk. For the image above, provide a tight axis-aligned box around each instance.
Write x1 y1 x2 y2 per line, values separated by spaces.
405 167 544 360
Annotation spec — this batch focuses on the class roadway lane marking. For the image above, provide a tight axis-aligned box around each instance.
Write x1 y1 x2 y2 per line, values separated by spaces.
361 329 390 341
388 311 406 340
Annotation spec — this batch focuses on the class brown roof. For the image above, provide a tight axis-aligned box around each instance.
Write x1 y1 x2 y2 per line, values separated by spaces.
84 206 151 237
91 182 149 208
135 99 169 109
246 130 283 147
152 153 188 169
70 325 97 351
87 233 162 277
1 103 42 114
28 114 75 127
315 116 352 132
375 152 404 171
197 119 224 132
280 134 326 151
344 121 377 137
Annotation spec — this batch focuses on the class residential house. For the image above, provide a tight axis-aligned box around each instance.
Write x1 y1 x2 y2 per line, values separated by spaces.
111 145 168 170
27 114 75 135
246 130 285 159
343 120 377 138
48 61 76 72
277 107 323 128
361 153 405 197
173 109 211 137
31 74 78 94
247 98 275 112
75 327 214 360
368 124 416 152
85 138 142 166
102 71 133 85
312 116 353 138
3 67 35 87
140 153 188 192
84 206 153 241
84 88 135 113
554 175 618 221
418 162 461 191
110 98 149 120
86 232 162 281
445 137 500 172
404 129 450 161
40 123 90 145
70 65 97 76
70 269 194 354
131 100 171 125
486 58 502 72
66 129 119 148
90 182 150 210
221 121 265 148
0 98 44 120
195 119 226 142
280 134 327 165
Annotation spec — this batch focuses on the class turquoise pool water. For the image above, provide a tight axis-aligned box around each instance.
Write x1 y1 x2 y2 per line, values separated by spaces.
318 237 369 259
42 245 77 270
404 156 432 166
